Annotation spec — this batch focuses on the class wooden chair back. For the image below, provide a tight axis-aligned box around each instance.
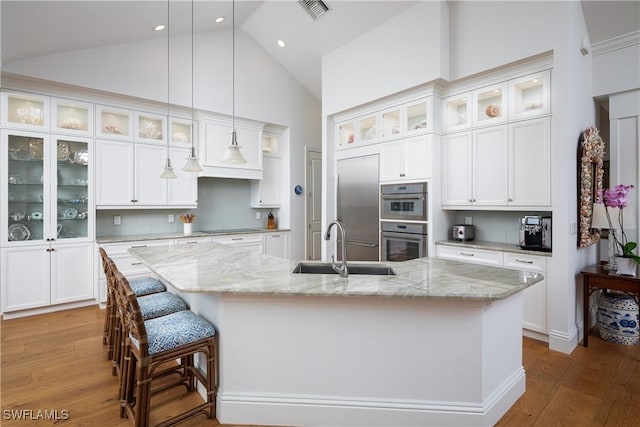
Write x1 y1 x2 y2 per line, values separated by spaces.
114 269 150 358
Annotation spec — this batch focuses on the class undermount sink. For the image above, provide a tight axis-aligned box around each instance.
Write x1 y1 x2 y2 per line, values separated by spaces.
292 262 396 276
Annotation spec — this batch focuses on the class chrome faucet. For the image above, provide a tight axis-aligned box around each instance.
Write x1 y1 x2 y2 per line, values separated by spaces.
325 220 348 278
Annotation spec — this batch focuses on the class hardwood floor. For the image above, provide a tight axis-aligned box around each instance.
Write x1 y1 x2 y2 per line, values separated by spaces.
1 305 639 426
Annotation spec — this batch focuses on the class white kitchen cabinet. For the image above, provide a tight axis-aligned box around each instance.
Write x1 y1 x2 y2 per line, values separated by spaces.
403 96 432 135
251 155 281 208
442 92 471 133
435 245 504 266
508 117 551 206
211 233 264 254
503 252 547 334
358 114 378 144
264 231 289 259
442 119 549 208
96 140 196 208
336 120 357 148
169 117 194 147
379 135 431 182
199 118 263 180
51 97 94 137
174 236 211 245
442 125 509 207
135 111 166 145
1 90 50 132
441 132 473 205
472 83 508 127
472 125 508 206
1 242 93 313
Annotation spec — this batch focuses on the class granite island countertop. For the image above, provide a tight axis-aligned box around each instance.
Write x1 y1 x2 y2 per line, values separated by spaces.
97 228 289 244
129 241 543 301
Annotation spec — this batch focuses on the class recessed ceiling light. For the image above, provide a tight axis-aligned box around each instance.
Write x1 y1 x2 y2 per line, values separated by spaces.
154 24 166 31
277 40 286 48
215 16 225 23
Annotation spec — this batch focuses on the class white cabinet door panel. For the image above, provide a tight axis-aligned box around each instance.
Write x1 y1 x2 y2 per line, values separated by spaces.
473 125 508 205
134 143 167 205
96 139 134 205
404 135 431 180
442 132 472 206
265 232 289 259
168 147 198 206
51 243 93 304
379 142 403 182
1 246 50 312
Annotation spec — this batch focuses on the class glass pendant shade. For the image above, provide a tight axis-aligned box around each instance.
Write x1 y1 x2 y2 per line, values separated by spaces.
182 146 203 172
160 158 178 179
222 130 247 164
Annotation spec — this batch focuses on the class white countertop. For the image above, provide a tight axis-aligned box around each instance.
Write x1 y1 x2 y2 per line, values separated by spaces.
128 241 542 301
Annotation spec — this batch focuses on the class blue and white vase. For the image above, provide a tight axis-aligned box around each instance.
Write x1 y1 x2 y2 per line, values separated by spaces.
597 291 639 346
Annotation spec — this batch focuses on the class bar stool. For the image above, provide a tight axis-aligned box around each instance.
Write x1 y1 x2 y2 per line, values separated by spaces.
99 248 167 360
108 257 188 378
115 270 217 427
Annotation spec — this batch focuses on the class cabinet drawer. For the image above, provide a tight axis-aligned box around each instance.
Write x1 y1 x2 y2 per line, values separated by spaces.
435 245 503 266
503 252 546 272
98 240 171 278
212 234 263 245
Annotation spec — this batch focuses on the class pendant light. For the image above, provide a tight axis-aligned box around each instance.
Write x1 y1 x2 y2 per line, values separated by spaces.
222 0 247 164
182 0 203 172
160 0 178 179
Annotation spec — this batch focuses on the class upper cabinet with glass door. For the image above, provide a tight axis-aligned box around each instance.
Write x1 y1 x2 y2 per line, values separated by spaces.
508 70 551 120
169 117 193 147
380 106 401 140
358 114 378 144
96 105 134 141
442 92 472 133
1 91 50 132
472 83 508 127
51 98 94 137
336 120 356 149
135 111 166 145
404 97 433 135
3 130 49 244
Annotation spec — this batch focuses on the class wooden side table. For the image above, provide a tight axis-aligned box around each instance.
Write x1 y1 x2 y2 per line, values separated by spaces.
581 264 640 347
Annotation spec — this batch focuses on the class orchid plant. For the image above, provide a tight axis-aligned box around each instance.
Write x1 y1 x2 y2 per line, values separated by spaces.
600 184 640 264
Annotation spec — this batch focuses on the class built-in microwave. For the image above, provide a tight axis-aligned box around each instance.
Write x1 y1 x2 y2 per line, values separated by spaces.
380 183 428 221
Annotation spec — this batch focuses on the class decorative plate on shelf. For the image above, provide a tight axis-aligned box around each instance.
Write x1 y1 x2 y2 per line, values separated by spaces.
8 224 31 241
62 208 78 219
69 150 89 165
57 142 70 161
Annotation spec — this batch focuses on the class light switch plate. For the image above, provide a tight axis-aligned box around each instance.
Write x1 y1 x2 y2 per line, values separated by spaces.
113 215 121 226
168 214 175 223
256 212 262 220
465 216 473 225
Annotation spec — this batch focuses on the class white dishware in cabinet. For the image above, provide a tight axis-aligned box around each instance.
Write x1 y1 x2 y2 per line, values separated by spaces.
508 70 551 120
1 242 93 313
264 232 289 259
51 97 94 137
96 105 134 141
2 130 93 246
379 134 431 183
1 90 50 132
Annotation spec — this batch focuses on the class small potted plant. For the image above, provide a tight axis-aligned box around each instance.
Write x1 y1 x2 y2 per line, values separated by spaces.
599 184 640 276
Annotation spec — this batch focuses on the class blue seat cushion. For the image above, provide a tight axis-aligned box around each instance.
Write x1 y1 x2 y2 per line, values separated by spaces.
131 310 216 356
138 292 187 320
129 277 166 296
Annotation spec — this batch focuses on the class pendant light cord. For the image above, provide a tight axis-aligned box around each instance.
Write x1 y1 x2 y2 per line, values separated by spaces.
191 0 195 154
166 0 170 158
232 0 235 135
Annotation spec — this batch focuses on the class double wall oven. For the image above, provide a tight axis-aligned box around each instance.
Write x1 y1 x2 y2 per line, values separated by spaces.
380 183 428 262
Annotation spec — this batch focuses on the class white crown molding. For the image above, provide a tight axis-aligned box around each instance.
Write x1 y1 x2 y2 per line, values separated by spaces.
592 30 640 57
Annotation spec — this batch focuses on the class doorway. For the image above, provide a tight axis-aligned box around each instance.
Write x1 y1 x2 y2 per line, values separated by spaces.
305 147 322 260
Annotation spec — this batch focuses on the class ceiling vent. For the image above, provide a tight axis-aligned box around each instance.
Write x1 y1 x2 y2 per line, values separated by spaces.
298 0 331 21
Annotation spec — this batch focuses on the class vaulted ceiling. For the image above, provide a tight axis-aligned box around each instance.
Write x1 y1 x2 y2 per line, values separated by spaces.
2 1 638 100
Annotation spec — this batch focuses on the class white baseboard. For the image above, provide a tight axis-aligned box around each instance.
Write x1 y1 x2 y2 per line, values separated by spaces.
215 369 525 427
548 327 579 354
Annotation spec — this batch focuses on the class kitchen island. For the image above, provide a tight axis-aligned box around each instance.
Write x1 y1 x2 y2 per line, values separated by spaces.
129 242 542 427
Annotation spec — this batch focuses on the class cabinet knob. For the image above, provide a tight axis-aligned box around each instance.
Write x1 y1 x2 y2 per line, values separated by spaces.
508 198 514 202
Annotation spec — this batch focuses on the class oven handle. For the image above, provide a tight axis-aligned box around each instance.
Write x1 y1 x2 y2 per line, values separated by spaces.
381 194 424 200
382 231 425 241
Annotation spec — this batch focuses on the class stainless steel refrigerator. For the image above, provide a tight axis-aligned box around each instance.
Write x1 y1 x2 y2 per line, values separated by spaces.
337 154 380 261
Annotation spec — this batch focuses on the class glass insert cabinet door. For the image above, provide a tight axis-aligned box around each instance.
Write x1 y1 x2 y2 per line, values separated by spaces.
54 136 90 241
3 130 91 244
4 131 49 243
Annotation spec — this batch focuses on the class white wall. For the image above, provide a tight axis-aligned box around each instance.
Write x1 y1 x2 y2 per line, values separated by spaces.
2 28 321 260
592 32 640 97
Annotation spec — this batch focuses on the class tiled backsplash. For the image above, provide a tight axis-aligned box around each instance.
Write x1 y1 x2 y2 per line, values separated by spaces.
452 211 552 244
96 178 276 237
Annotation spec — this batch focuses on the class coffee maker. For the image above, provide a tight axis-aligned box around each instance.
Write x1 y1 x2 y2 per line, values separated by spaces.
519 216 552 252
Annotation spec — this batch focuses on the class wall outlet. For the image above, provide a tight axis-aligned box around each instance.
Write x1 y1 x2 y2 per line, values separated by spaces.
168 214 175 223
465 216 473 225
113 215 121 226
570 222 577 235
256 212 262 220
